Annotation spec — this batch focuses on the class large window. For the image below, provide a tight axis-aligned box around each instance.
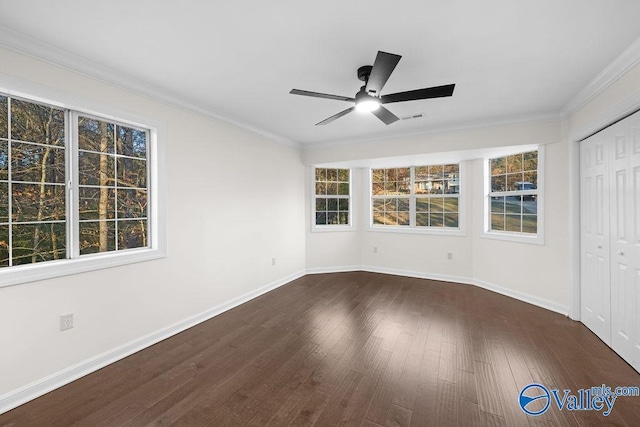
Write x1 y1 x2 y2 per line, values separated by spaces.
487 149 541 238
371 164 461 231
0 93 153 275
314 168 350 227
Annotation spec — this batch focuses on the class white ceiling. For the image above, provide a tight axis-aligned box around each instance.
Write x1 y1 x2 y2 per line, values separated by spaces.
1 1 640 146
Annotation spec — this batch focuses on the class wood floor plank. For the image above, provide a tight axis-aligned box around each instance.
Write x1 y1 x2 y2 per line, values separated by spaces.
2 272 640 426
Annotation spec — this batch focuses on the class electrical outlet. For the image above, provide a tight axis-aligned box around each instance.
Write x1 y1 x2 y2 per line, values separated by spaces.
373 246 378 254
447 252 454 260
60 313 74 331
272 257 276 266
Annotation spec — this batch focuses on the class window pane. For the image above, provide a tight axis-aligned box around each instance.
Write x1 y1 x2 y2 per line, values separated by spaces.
372 183 384 195
507 173 524 191
327 198 338 211
119 219 147 249
0 182 7 223
397 198 410 212
416 198 429 212
11 99 65 146
443 198 458 213
385 211 398 225
523 171 537 189
326 182 338 195
12 183 65 222
79 221 116 255
522 215 537 233
444 213 459 227
505 196 522 214
505 214 521 232
338 212 349 225
384 181 397 194
429 198 444 212
398 211 410 226
373 198 385 212
315 168 326 181
327 169 338 182
327 211 338 224
491 214 505 231
78 117 114 153
523 198 537 214
523 151 538 171
491 175 506 192
372 169 384 183
338 169 349 182
507 153 523 173
315 198 326 211
0 140 7 180
373 211 384 225
116 125 146 158
79 187 115 220
0 224 8 267
12 222 66 265
316 211 327 225
315 182 326 195
338 199 348 211
0 95 7 139
430 213 444 227
416 212 429 226
338 182 349 195
491 157 506 175
491 197 505 213
79 151 115 186
117 157 146 188
12 143 66 184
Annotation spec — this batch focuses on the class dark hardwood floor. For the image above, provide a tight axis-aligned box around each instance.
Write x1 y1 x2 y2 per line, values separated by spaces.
2 272 639 426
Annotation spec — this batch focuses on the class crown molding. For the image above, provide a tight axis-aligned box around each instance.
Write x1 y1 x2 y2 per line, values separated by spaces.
562 35 640 118
0 27 299 148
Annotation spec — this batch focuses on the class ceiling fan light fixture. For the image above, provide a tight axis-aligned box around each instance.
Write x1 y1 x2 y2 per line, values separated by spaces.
355 88 380 112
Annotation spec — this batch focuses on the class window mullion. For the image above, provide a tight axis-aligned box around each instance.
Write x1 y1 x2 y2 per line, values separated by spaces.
69 111 80 259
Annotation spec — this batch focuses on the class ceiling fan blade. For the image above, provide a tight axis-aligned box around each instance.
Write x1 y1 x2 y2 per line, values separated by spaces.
365 51 401 95
316 107 355 125
290 89 355 102
381 84 455 104
371 106 400 125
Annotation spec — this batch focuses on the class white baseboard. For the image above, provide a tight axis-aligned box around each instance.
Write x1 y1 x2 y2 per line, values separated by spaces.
305 265 362 275
359 265 568 316
0 270 306 415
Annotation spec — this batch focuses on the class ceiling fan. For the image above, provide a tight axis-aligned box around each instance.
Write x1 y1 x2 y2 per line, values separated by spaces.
290 50 455 126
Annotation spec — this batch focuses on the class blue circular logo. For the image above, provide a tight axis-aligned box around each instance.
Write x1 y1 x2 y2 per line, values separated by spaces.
519 383 551 416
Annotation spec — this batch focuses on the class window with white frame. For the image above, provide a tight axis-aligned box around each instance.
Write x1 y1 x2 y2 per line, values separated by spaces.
371 164 461 230
487 149 539 235
0 93 152 271
314 168 350 226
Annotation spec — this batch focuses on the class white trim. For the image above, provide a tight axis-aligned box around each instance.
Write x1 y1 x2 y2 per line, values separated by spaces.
0 269 305 415
562 35 640 118
306 265 363 275
0 27 297 149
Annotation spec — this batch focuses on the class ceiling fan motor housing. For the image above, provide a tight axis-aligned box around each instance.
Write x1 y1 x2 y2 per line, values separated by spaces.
357 65 373 83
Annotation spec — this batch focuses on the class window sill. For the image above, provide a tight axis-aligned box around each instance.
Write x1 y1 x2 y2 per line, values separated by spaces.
311 225 356 233
481 230 544 245
368 225 466 237
0 248 166 288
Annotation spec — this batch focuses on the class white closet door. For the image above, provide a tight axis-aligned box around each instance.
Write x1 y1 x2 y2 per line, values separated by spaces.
580 130 611 345
610 121 634 364
628 114 640 372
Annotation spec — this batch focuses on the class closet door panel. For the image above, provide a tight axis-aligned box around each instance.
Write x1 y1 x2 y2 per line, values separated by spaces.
580 133 611 345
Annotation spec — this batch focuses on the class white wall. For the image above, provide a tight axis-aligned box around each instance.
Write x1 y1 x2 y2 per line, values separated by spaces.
0 46 306 398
